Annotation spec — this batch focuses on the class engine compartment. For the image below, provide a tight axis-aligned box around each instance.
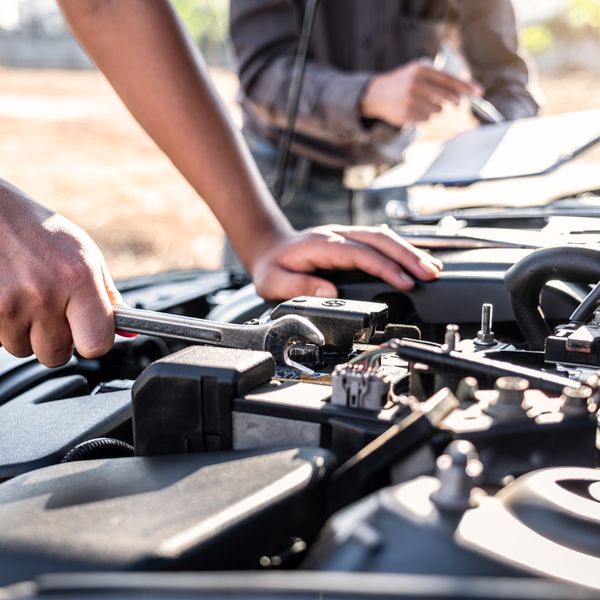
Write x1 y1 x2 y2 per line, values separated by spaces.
2 227 600 599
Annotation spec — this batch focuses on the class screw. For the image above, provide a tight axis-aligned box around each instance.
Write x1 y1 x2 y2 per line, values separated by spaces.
443 324 459 352
475 303 495 346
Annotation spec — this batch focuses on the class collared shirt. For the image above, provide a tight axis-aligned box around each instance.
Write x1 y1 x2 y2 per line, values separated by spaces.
230 0 540 168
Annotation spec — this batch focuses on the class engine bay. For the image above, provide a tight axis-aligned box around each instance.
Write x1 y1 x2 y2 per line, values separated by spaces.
2 206 600 599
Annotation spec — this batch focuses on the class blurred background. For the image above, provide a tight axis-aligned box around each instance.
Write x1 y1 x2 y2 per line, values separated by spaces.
0 0 599 279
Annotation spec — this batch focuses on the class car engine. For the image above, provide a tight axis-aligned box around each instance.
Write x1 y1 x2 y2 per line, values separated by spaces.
2 203 600 599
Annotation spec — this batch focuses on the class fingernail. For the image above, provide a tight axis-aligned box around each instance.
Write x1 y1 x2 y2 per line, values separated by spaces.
419 257 440 274
315 286 337 298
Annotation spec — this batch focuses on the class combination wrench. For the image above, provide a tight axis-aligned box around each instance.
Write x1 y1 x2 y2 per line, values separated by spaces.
113 305 325 373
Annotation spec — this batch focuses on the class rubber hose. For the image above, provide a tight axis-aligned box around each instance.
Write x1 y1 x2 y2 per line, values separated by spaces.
504 246 600 350
61 437 134 463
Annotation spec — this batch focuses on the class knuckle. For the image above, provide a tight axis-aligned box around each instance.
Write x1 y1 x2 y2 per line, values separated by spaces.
3 340 33 359
0 295 18 322
24 278 55 310
409 61 422 74
406 80 417 95
62 257 95 290
39 350 73 369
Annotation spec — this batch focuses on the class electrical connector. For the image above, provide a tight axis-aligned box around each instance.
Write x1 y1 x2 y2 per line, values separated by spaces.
331 364 390 411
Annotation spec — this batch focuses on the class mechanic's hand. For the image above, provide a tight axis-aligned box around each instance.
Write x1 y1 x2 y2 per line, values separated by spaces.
0 183 122 367
251 225 443 301
361 60 483 127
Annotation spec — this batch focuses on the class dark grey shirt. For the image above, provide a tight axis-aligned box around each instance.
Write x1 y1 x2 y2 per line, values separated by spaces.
230 0 540 168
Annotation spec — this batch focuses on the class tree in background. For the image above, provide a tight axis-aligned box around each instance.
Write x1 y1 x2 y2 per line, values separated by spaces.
521 0 600 56
172 0 230 67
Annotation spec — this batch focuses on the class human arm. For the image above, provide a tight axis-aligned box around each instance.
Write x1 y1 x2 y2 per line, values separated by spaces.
232 0 481 134
58 0 442 301
459 0 540 120
0 180 120 367
231 0 377 145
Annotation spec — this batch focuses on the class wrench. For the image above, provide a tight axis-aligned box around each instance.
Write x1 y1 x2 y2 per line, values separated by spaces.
113 306 325 374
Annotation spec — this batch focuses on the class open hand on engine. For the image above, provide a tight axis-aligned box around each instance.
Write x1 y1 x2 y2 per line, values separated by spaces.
250 225 443 301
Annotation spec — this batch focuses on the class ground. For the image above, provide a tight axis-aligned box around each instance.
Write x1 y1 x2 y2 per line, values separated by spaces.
1 66 599 279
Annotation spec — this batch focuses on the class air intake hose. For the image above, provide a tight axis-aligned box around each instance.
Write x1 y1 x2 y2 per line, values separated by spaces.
504 246 600 350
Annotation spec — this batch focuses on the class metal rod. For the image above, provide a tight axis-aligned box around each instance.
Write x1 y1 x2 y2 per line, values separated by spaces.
395 339 580 394
271 0 320 202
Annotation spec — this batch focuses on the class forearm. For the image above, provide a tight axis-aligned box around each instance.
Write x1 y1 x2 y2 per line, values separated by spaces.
58 0 292 271
243 58 375 144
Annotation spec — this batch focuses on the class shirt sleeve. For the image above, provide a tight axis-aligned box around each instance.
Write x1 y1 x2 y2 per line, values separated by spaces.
230 0 376 145
458 0 541 121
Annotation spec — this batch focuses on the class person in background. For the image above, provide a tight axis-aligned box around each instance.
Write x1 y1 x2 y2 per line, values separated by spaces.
0 1 442 369
230 0 540 228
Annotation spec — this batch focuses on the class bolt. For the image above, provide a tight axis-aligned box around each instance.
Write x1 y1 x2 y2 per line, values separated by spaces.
475 303 496 346
431 440 482 512
483 377 528 420
456 377 479 405
443 324 459 352
496 376 528 404
561 385 593 417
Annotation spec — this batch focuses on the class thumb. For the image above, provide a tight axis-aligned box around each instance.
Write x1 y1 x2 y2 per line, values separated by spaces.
101 258 125 307
311 280 338 299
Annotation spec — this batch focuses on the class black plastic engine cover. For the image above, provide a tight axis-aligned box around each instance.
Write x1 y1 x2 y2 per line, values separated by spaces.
0 447 334 586
132 346 275 456
0 377 131 481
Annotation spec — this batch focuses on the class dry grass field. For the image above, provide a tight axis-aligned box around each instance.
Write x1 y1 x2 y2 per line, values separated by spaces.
1 66 599 279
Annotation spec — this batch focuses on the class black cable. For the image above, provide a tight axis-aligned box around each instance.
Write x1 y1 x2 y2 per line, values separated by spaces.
61 438 134 463
272 0 320 203
570 280 600 324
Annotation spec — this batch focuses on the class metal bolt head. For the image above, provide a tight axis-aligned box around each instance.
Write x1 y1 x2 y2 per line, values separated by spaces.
456 377 479 405
443 324 460 353
483 377 528 420
561 385 593 416
495 376 528 404
431 440 483 512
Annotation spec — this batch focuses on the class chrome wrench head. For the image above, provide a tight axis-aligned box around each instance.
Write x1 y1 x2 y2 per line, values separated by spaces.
264 315 325 375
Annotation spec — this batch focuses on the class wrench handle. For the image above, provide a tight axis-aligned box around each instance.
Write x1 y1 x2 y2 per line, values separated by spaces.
114 306 224 344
